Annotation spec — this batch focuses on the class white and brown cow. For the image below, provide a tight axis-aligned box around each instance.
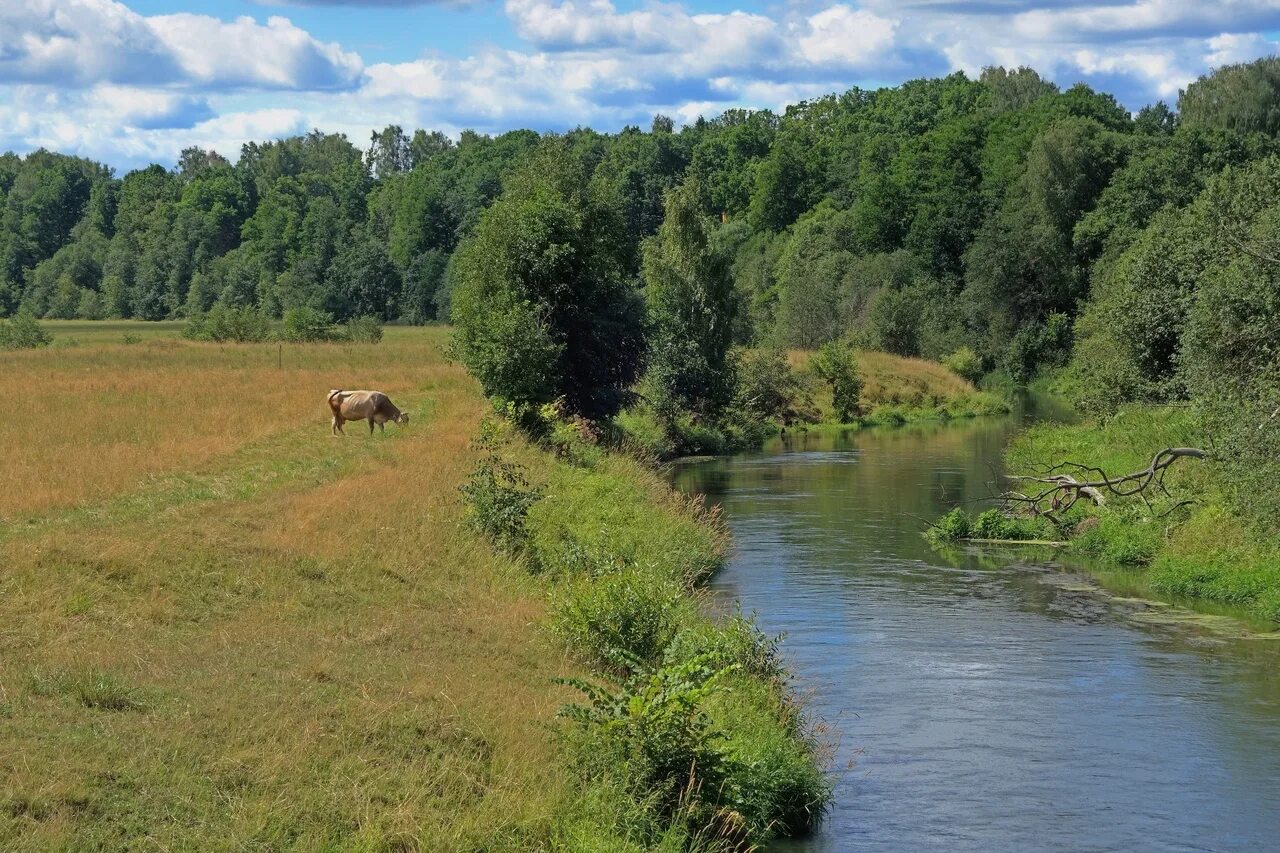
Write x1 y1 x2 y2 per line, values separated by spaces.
327 389 410 435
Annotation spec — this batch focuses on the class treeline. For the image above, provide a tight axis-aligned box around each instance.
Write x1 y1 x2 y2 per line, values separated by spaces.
4 61 1280 436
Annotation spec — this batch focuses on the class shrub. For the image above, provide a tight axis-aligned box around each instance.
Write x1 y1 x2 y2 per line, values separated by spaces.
343 315 384 343
926 507 971 543
707 681 830 838
664 613 784 686
553 567 692 670
613 405 677 460
184 304 273 343
943 346 984 383
281 307 339 342
450 146 646 419
809 341 862 422
75 289 106 320
0 313 52 350
1071 510 1161 565
559 654 736 832
736 349 804 421
459 424 543 555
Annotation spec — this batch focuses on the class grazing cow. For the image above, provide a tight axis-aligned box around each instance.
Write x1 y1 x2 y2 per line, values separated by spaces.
328 389 410 435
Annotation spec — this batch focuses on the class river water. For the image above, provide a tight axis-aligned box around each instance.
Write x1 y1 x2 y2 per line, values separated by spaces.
672 413 1280 852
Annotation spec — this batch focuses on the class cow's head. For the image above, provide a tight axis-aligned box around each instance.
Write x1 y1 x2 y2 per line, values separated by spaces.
396 412 410 425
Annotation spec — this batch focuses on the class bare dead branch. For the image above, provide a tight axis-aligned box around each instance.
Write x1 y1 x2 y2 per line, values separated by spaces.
1002 447 1208 517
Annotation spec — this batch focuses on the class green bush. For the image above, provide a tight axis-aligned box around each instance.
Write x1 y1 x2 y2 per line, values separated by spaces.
707 680 830 838
0 313 52 350
1071 510 1161 565
664 613 784 686
281 307 339 342
553 567 693 670
943 346 984 383
559 654 736 835
343 315 384 343
459 425 543 555
809 341 862 422
612 405 677 460
926 507 971 543
183 304 273 343
736 348 806 421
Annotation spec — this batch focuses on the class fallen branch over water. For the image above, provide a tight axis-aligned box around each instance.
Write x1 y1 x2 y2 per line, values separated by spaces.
1005 447 1209 518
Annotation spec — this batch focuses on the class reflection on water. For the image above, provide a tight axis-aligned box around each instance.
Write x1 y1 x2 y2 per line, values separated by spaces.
673 418 1280 852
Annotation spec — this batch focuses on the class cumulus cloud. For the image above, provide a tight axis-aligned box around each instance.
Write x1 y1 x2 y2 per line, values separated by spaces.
3 0 1280 169
0 0 362 91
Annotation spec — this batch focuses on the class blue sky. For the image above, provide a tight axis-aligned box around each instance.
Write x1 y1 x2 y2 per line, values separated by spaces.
2 0 1278 171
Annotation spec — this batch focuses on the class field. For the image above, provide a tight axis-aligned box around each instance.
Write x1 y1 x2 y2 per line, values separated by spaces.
789 348 1008 422
0 323 583 848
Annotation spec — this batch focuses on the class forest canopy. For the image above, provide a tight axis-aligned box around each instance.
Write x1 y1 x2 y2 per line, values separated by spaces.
4 60 1280 434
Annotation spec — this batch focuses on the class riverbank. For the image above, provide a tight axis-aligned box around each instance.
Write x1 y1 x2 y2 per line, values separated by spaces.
672 417 1280 850
617 348 1009 459
933 404 1280 624
465 415 831 847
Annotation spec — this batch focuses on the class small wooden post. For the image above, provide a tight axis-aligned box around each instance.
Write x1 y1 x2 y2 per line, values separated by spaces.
278 343 282 370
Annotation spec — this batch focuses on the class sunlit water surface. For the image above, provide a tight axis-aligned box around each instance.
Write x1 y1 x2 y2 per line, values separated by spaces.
672 413 1280 852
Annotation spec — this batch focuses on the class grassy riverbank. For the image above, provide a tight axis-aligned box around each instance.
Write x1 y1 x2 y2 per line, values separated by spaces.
796 349 1009 426
934 405 1280 624
618 348 1009 458
464 416 830 847
1 322 827 848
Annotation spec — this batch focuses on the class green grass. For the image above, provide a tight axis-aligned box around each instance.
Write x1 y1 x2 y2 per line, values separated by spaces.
469 423 831 847
1004 405 1280 623
0 324 607 850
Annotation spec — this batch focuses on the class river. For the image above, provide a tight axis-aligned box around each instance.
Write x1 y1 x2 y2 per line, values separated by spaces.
671 411 1280 852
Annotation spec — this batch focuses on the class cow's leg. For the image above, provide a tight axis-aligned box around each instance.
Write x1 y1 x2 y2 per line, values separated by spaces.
378 421 385 433
333 416 345 436
368 416 375 435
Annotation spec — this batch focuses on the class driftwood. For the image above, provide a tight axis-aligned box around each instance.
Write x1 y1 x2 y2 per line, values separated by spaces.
1004 447 1208 522
959 537 1068 547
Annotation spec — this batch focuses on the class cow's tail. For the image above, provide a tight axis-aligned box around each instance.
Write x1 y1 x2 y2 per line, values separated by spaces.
327 389 344 406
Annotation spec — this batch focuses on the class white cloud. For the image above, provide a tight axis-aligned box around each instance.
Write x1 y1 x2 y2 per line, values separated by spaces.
0 0 362 91
1012 0 1280 40
1206 31 1280 66
3 0 1280 170
798 6 897 66
149 14 362 90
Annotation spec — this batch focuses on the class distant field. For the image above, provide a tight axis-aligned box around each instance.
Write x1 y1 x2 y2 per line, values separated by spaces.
789 348 1004 420
0 323 579 848
1 323 438 520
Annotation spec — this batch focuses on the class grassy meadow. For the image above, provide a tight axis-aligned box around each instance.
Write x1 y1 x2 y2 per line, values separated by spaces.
788 348 1008 424
0 323 594 849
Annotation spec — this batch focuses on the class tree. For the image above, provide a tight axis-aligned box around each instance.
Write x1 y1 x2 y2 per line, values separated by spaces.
400 249 448 324
642 178 738 419
450 144 647 419
325 232 401 320
177 147 230 180
810 340 862 422
1180 57 1280 137
980 66 1058 113
368 125 412 177
409 129 454 166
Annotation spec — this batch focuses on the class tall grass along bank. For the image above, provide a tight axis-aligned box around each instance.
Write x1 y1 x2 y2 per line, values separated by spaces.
463 416 832 849
929 405 1280 624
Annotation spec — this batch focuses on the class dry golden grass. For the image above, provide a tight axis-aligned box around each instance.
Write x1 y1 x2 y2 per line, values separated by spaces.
0 324 583 850
789 348 987 414
0 324 434 521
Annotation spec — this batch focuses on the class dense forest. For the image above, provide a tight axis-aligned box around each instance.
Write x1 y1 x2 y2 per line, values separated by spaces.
4 58 1280 515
